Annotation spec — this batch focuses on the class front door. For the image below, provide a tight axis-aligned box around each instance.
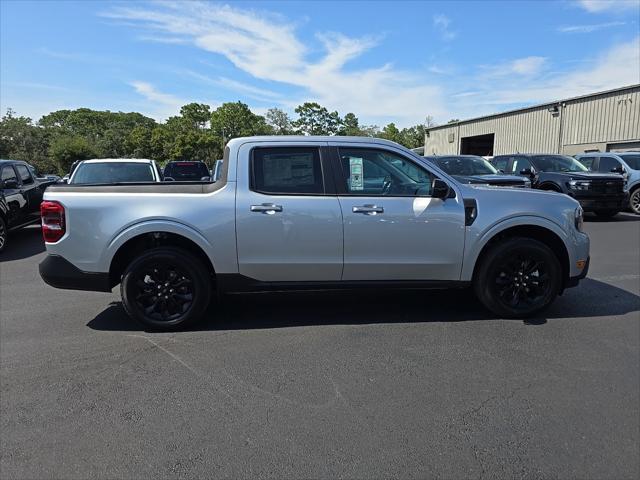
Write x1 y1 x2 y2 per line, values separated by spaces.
235 144 343 282
1 165 27 227
333 146 466 281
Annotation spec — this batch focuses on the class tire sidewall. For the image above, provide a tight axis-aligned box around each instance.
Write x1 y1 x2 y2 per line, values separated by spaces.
630 188 640 215
474 238 561 318
121 247 211 330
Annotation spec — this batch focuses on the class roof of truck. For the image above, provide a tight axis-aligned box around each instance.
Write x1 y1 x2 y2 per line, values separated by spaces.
226 136 406 149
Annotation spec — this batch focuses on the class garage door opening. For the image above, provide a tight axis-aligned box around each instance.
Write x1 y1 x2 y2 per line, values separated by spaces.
461 133 495 156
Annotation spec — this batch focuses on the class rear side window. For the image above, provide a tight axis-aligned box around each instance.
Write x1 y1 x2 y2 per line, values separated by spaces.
251 147 324 195
619 154 640 170
15 164 34 185
578 156 597 170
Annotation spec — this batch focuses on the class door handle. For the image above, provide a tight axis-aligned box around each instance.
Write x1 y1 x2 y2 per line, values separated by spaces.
250 203 283 214
352 204 384 215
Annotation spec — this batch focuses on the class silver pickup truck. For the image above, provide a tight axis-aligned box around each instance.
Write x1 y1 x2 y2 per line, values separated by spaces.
39 136 590 329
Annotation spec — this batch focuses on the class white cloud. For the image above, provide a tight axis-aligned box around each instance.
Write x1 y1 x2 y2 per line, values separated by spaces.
576 0 639 13
433 14 457 41
129 81 186 119
104 1 447 124
481 56 548 77
558 21 626 33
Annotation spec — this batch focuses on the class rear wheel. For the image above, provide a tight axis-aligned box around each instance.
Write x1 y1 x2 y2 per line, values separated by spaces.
474 238 562 318
630 188 640 215
594 210 619 218
121 247 211 330
0 217 7 253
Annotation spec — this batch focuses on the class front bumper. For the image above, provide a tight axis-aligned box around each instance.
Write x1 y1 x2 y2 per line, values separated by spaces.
566 256 590 288
39 255 111 292
568 192 628 212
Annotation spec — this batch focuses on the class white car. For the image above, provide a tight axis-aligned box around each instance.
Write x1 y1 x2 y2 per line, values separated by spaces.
69 159 163 184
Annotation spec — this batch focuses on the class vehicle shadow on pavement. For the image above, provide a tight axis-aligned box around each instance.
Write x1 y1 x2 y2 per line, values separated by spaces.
87 278 639 332
0 225 44 262
584 213 640 223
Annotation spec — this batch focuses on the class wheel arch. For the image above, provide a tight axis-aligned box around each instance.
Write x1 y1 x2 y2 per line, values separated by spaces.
538 182 562 192
466 218 571 288
105 221 216 288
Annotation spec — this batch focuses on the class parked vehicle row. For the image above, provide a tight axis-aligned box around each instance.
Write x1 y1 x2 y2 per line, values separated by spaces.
39 136 590 330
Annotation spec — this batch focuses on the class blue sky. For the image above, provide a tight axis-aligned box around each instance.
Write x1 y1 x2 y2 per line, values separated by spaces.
1 0 639 127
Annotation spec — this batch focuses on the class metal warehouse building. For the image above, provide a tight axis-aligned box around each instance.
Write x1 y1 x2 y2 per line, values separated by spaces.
424 84 640 157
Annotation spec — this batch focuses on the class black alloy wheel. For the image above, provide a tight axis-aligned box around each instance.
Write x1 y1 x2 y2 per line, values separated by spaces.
474 237 561 318
121 247 211 330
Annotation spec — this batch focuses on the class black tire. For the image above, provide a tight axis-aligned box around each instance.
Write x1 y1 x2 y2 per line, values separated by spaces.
629 188 640 215
0 216 7 253
594 210 619 218
120 247 211 330
473 237 562 318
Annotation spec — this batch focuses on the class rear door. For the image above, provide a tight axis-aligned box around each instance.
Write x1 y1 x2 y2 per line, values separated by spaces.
235 143 343 282
331 145 466 281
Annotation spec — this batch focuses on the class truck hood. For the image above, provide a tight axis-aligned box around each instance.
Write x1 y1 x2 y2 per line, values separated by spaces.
544 171 623 181
452 174 527 186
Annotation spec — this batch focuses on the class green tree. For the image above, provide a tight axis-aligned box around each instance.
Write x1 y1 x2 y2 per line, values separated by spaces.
399 124 426 149
378 123 402 144
339 112 361 136
293 102 342 136
210 102 273 143
180 103 211 130
265 108 293 135
49 135 96 174
0 109 53 172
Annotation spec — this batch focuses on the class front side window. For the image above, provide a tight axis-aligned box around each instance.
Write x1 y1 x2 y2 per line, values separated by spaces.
251 147 324 194
598 156 621 173
1 166 18 184
71 162 155 184
338 148 434 196
15 165 34 185
492 156 509 172
618 154 640 170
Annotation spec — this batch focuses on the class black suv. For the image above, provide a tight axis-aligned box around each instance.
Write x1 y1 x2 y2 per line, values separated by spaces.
492 154 627 218
1 159 56 252
163 161 210 181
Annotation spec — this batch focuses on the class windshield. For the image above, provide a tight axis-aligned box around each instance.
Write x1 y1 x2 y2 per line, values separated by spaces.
619 154 640 170
71 162 155 184
532 155 588 173
434 156 498 175
164 162 209 180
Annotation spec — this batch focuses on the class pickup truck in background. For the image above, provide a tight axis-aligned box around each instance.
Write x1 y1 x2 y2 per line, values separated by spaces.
491 154 627 218
1 159 56 253
39 137 590 329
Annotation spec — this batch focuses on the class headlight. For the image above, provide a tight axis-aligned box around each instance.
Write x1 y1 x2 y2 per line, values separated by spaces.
568 180 591 190
574 206 584 232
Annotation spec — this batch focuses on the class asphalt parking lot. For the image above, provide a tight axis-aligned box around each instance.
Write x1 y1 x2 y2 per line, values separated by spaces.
1 215 639 479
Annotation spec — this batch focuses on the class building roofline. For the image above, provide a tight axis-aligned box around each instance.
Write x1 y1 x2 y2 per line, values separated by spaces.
427 84 640 132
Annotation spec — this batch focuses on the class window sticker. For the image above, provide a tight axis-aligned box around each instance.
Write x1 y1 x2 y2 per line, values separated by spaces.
349 157 364 191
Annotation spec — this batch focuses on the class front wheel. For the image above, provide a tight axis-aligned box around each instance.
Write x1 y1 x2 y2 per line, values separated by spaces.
630 188 640 215
474 238 562 318
0 216 7 253
121 247 211 330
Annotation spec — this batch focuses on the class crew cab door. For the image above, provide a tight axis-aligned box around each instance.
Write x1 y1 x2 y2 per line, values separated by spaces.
330 145 466 281
1 165 27 227
235 143 343 282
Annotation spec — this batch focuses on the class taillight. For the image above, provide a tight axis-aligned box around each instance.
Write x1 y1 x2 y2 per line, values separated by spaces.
41 201 66 243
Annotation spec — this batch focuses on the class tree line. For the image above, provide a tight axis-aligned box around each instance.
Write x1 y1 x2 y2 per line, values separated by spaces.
0 101 435 175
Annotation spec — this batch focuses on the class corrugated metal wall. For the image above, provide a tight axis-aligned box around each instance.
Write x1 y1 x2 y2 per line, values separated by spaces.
424 86 640 155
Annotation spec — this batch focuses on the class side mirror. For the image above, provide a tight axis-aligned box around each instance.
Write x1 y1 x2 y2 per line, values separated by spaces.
520 167 535 176
200 176 211 182
3 179 19 189
431 178 450 199
164 177 175 182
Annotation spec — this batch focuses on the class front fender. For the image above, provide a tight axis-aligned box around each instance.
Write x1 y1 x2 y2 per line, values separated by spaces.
461 215 571 281
100 219 215 273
